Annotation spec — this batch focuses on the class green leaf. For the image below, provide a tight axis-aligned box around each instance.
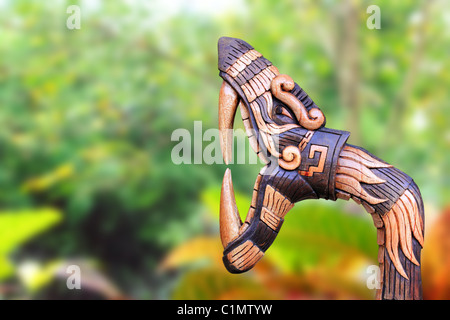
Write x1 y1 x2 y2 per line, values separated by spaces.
0 208 62 280
0 256 14 280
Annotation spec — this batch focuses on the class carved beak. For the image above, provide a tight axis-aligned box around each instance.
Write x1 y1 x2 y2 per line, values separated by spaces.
219 163 299 273
218 77 262 251
218 80 297 272
218 81 238 166
217 37 301 273
217 81 248 249
219 168 241 248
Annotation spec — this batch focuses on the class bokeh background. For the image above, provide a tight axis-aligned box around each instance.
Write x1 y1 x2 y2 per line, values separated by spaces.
0 0 449 300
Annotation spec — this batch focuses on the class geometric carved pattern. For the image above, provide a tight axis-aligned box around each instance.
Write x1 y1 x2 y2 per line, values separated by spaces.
218 37 424 299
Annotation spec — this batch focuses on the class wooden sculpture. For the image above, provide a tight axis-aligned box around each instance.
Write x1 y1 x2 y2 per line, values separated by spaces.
217 37 424 300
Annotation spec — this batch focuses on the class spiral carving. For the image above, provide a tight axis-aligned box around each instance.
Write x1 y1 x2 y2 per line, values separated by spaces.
271 74 325 130
278 145 302 171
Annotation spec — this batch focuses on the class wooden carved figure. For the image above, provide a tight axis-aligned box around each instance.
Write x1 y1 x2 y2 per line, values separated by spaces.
217 37 424 300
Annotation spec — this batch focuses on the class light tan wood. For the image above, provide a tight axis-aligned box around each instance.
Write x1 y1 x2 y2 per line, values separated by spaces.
337 157 386 184
239 102 268 164
249 78 266 97
245 50 257 60
403 190 424 245
261 91 273 117
393 202 419 265
239 54 252 66
251 49 262 59
340 146 392 169
226 240 252 267
382 212 408 279
261 207 282 230
379 188 424 280
220 169 242 248
233 59 247 72
241 83 257 102
249 101 268 132
232 49 261 68
268 65 280 75
262 67 276 80
226 240 264 272
227 65 240 78
262 185 294 219
255 72 272 91
219 81 239 165
335 174 387 205
278 145 302 171
260 130 280 158
335 145 390 205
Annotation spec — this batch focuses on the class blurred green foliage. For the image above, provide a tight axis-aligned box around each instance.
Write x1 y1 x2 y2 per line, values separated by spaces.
0 0 448 299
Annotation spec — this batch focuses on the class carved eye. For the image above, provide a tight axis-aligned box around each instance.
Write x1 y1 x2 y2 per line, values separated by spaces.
275 105 294 119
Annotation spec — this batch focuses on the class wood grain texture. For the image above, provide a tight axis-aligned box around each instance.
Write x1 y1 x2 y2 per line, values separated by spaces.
335 144 424 299
262 185 294 219
220 169 242 248
226 240 264 272
271 74 325 130
218 37 424 299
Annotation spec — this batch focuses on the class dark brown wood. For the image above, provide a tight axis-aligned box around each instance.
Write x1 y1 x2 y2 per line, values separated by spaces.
217 37 424 299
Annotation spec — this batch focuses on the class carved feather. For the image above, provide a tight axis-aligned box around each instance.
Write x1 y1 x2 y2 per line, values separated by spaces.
336 145 424 281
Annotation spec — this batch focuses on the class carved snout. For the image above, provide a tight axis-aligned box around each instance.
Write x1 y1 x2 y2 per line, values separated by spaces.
220 166 295 273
